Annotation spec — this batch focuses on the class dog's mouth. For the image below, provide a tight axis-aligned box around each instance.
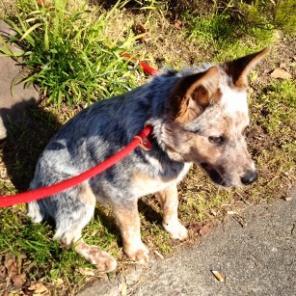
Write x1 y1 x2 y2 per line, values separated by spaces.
200 162 228 187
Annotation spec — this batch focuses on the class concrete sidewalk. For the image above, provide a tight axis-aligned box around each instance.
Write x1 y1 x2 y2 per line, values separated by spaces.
0 20 39 140
79 189 296 296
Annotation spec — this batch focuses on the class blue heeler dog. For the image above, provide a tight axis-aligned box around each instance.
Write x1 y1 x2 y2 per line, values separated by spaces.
28 49 268 272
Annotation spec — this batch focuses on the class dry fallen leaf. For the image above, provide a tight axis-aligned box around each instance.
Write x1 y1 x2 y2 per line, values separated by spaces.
0 265 6 280
210 209 217 216
132 23 146 34
270 68 292 79
283 196 293 201
28 282 50 296
54 278 64 287
189 222 213 236
119 281 127 296
174 20 183 29
11 273 26 289
78 267 96 277
227 210 237 215
211 270 225 282
4 255 18 279
154 250 164 260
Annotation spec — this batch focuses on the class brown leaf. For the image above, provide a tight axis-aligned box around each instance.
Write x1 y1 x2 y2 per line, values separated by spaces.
211 270 225 282
0 265 6 280
189 222 213 236
28 282 50 295
78 267 96 277
12 273 26 289
270 68 292 79
132 23 146 35
4 255 17 278
283 195 293 201
174 20 183 29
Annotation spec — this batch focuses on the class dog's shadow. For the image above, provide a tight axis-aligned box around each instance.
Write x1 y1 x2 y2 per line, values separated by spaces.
0 100 163 247
93 198 163 247
0 99 61 191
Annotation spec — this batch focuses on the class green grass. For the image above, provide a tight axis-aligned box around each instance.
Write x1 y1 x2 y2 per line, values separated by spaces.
185 6 274 61
0 0 295 294
1 0 141 105
184 0 296 61
256 80 296 136
0 207 96 293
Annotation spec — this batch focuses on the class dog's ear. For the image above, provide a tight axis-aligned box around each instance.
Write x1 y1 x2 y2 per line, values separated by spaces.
167 66 220 123
223 48 269 88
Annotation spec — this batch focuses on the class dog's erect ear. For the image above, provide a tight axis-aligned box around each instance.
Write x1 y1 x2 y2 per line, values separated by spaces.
223 48 269 88
167 66 220 123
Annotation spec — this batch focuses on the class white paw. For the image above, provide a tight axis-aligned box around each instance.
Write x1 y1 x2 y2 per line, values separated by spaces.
163 219 188 240
27 202 43 223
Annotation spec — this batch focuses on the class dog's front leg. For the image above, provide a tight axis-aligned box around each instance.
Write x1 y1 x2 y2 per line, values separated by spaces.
113 200 149 264
157 185 188 240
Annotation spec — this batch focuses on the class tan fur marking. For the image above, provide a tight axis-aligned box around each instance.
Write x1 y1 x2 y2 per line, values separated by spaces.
131 171 177 197
157 186 179 224
113 205 140 249
156 185 188 240
113 202 149 263
131 172 158 197
79 183 96 206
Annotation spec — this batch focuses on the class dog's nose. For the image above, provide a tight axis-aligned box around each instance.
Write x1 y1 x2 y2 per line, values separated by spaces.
241 170 258 185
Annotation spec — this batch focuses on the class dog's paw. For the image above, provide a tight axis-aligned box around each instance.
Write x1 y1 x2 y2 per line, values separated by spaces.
75 241 117 272
27 202 43 223
163 219 188 240
125 243 149 264
93 250 117 272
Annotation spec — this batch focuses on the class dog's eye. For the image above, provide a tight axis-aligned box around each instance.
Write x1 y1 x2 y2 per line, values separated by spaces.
209 136 225 145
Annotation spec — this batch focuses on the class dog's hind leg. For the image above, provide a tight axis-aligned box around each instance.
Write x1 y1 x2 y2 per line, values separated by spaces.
74 241 117 272
156 185 188 240
52 183 117 272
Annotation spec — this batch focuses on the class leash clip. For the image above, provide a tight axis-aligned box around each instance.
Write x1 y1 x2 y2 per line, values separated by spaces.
134 135 153 151
134 125 153 151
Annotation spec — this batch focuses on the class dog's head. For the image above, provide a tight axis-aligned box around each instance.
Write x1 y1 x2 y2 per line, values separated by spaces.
161 49 269 187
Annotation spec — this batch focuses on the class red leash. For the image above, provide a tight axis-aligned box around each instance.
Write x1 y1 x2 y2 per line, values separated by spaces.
0 57 157 208
121 53 158 76
0 58 158 208
0 126 153 208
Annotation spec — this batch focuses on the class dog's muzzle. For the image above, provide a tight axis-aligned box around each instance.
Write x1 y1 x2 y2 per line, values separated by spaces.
200 162 226 186
240 169 258 185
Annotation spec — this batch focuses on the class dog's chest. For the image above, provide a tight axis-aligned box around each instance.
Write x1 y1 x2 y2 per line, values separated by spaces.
131 162 191 197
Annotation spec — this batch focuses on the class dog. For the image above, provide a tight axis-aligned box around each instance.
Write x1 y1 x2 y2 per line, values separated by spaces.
28 48 268 272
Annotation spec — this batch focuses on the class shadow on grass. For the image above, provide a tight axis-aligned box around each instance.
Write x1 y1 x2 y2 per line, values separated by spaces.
0 98 164 250
92 199 163 249
0 99 61 191
139 198 162 225
90 0 194 18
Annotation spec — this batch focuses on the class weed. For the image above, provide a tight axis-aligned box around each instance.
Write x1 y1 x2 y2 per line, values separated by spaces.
256 80 296 139
1 0 140 106
185 6 275 61
274 0 296 34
